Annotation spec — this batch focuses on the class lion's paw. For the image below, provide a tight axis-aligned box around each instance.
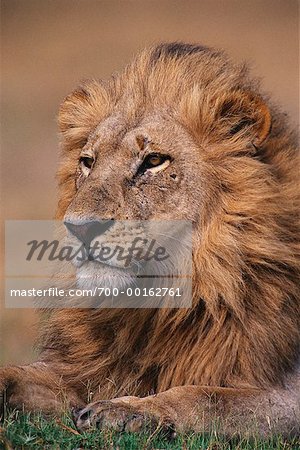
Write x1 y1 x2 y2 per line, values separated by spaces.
74 400 155 432
74 399 175 437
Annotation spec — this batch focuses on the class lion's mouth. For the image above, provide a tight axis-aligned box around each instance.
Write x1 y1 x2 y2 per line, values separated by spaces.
75 259 138 291
67 235 150 274
85 257 141 274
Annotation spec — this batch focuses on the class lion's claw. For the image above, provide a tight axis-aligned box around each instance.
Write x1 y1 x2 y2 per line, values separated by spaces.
74 399 177 439
74 400 156 433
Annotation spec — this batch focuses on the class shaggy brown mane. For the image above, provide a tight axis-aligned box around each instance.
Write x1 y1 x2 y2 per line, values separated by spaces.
45 43 300 401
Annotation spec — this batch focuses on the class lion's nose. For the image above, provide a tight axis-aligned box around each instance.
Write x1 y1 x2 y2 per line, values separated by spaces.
64 219 114 246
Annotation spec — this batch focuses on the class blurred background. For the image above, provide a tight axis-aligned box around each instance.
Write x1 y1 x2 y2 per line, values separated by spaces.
1 0 299 364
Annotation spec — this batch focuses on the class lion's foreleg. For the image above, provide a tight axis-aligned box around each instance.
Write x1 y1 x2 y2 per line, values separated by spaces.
0 362 83 415
75 385 300 437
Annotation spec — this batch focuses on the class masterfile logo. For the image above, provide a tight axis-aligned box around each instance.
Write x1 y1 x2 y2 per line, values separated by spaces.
5 220 192 309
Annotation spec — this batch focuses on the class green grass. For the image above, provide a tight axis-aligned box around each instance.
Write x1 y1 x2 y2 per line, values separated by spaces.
0 411 299 450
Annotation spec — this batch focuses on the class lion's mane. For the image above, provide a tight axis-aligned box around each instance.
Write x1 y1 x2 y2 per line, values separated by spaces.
41 43 300 402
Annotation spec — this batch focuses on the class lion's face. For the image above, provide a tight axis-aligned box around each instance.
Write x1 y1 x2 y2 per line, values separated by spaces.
65 112 203 222
62 111 202 289
57 43 275 292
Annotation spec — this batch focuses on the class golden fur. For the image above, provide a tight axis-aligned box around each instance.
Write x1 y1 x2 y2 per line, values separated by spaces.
1 43 299 436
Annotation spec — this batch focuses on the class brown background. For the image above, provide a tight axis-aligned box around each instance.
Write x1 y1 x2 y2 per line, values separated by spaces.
1 0 299 364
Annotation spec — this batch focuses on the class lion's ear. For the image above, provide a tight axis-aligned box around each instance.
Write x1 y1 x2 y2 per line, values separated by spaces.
216 90 272 148
58 80 110 147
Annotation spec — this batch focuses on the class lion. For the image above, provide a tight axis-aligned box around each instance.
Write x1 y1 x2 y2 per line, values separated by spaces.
1 42 299 437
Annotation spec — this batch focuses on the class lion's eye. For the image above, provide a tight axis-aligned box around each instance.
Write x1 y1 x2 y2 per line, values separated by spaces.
80 156 94 169
144 153 167 168
78 156 94 179
138 153 171 176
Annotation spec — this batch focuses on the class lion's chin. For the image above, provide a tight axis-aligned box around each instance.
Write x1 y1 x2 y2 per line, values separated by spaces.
75 260 136 291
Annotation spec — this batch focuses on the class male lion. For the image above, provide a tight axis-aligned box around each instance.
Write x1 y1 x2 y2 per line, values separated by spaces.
1 43 300 437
